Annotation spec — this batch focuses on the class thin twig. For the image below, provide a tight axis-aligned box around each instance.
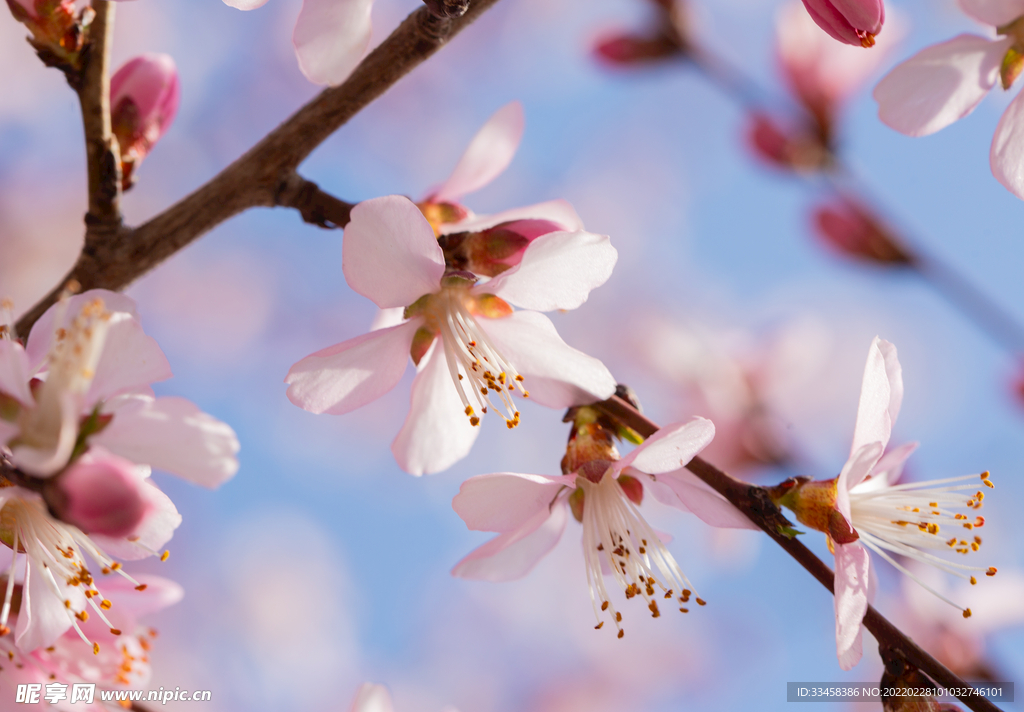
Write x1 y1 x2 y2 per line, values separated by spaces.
594 394 1003 712
676 39 1024 359
15 0 502 337
76 0 122 231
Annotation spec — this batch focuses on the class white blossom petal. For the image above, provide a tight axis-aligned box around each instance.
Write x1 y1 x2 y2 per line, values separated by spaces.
293 0 374 86
850 337 901 457
391 342 480 475
834 542 870 670
92 395 239 488
836 441 883 519
342 196 445 309
874 35 1009 137
643 469 759 529
451 504 568 582
0 339 32 405
483 231 617 312
990 88 1024 199
619 417 715 473
431 102 525 203
453 471 575 532
957 0 1024 28
286 319 418 416
350 683 394 712
480 311 615 409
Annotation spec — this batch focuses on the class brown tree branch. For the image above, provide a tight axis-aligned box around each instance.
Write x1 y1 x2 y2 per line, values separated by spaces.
275 174 354 229
594 394 1003 712
14 0 502 337
76 0 122 231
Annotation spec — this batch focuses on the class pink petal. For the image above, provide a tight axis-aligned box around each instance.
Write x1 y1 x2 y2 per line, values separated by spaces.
91 394 239 488
0 339 32 405
370 307 406 331
643 469 758 529
9 390 79 477
391 342 479 475
453 471 575 532
451 503 568 582
90 480 181 561
834 542 870 670
850 337 901 457
87 309 173 404
957 0 1024 27
286 319 418 416
619 417 715 473
342 196 445 309
853 441 918 492
90 574 183 619
874 34 1009 137
442 199 584 235
293 0 374 86
25 290 144 373
222 0 270 8
16 558 80 652
482 231 617 312
350 683 394 712
58 447 152 538
835 441 884 521
431 102 525 203
990 88 1024 200
480 311 615 409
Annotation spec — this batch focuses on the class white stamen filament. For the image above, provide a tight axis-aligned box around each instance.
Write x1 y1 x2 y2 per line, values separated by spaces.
849 472 994 613
0 494 140 652
579 471 698 637
434 289 526 427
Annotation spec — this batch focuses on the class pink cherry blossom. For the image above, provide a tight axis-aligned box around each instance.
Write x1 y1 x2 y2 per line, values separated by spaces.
110 54 180 189
451 417 756 635
0 290 238 487
826 338 994 669
0 575 182 700
285 195 617 475
873 0 1024 198
0 479 180 653
801 0 884 47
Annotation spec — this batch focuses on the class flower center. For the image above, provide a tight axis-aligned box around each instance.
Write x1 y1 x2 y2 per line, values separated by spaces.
848 471 996 616
577 470 703 638
413 284 527 428
0 494 157 653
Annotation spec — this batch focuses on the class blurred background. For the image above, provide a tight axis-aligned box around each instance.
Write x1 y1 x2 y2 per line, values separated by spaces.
2 0 1023 708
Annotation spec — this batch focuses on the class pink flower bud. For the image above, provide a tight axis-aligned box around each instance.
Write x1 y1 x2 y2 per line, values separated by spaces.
439 218 564 277
811 200 912 266
110 54 180 189
57 448 153 538
746 113 830 171
800 0 883 47
593 32 682 66
6 0 38 20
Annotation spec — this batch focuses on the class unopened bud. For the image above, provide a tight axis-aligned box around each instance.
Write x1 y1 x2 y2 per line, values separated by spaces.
747 113 831 171
439 219 563 277
593 32 682 66
56 448 153 537
6 0 85 66
812 199 913 266
110 54 180 191
800 0 883 48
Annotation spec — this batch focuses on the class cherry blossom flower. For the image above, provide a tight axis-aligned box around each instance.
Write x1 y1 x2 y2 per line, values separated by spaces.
801 0 884 48
873 0 1024 199
285 196 617 475
0 290 238 487
0 574 182 703
769 337 996 669
451 415 755 636
0 469 181 653
110 54 180 191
